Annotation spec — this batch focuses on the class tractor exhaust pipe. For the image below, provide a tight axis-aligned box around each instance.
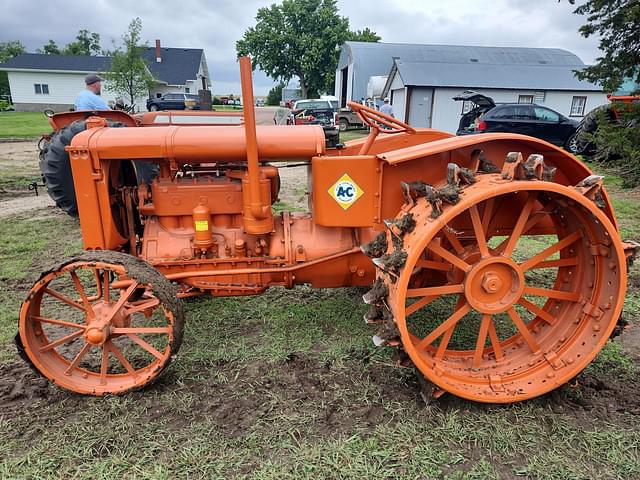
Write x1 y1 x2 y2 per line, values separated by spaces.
239 56 271 225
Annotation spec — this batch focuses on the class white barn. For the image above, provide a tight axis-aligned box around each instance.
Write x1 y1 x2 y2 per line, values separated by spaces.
0 40 211 112
335 41 608 133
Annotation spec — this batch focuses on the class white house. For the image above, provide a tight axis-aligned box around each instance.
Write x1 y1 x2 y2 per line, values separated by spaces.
0 40 211 112
335 41 608 133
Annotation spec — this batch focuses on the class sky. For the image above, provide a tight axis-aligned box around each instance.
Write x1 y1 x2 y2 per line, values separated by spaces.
0 0 600 96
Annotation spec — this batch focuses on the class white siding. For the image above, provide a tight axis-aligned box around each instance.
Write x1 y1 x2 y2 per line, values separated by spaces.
8 71 119 105
430 87 609 133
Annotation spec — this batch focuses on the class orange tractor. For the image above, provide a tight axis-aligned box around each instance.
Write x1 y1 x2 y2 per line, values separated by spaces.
18 58 638 403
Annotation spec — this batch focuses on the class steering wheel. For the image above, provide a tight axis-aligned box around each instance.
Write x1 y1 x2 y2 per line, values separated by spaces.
347 101 416 134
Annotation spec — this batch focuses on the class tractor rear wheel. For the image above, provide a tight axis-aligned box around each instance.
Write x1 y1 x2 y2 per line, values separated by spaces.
40 120 87 216
380 173 626 402
17 251 184 395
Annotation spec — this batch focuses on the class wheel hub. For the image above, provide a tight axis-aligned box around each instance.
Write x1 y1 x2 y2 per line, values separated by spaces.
463 257 524 314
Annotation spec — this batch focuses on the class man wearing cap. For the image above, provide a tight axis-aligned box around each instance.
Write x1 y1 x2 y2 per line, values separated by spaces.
379 97 394 117
74 74 110 111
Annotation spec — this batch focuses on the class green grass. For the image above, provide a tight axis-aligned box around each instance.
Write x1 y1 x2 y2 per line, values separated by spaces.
340 130 368 143
0 161 639 478
0 112 51 138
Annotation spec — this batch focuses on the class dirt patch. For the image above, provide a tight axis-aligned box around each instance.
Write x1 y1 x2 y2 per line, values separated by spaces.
2 350 640 435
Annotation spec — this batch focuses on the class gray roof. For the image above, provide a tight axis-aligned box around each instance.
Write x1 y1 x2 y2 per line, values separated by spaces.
0 47 204 86
337 41 598 101
0 53 112 72
387 59 600 92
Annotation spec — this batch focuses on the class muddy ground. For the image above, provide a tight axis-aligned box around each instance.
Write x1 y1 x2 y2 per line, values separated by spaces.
1 127 639 477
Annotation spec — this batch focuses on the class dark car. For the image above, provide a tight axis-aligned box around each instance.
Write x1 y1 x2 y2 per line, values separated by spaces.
147 93 200 112
453 91 579 149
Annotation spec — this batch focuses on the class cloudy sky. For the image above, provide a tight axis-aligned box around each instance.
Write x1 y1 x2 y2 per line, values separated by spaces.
0 0 599 95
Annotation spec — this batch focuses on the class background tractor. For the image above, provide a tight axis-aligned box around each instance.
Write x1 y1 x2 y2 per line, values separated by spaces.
17 57 637 403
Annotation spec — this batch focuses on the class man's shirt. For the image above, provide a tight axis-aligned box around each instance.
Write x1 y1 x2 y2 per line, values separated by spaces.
379 104 394 116
75 90 110 111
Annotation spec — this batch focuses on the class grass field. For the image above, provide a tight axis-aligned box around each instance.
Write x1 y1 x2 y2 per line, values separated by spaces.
0 112 51 138
0 143 639 478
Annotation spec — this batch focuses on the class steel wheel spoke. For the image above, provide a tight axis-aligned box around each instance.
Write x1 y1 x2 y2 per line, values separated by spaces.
43 288 85 311
64 343 92 376
435 296 465 360
406 296 438 315
469 205 490 257
415 259 451 272
522 286 580 302
112 327 170 335
494 207 551 255
486 319 504 361
435 326 455 360
127 334 164 360
416 302 471 350
87 268 102 302
69 271 96 319
518 298 557 325
481 197 495 234
407 284 463 298
507 307 541 354
520 230 583 271
123 298 160 316
103 270 111 303
108 340 137 376
427 242 471 272
442 227 464 255
39 330 84 352
502 194 537 257
33 315 86 330
100 343 110 385
530 257 578 269
102 281 140 326
473 314 492 367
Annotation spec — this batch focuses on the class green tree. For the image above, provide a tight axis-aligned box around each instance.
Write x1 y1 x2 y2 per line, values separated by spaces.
347 27 381 42
571 0 639 93
0 40 25 99
266 82 285 105
237 0 379 98
103 18 154 108
37 40 61 55
570 0 640 187
63 29 102 56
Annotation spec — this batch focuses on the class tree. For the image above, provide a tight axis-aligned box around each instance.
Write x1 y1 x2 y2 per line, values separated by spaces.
266 82 285 105
571 0 639 93
347 27 381 43
37 40 61 55
0 41 25 99
237 0 379 98
570 1 640 186
63 29 102 56
0 40 25 63
103 18 155 108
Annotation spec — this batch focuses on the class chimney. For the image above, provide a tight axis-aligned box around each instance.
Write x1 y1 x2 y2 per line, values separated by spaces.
155 39 162 63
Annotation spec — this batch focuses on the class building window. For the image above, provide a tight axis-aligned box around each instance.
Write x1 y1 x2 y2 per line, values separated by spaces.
518 95 534 104
570 96 587 116
34 84 49 95
185 87 190 93
534 91 545 103
461 100 475 114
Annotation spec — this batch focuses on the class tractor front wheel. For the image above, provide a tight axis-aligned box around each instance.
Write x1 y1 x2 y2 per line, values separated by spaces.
17 251 184 395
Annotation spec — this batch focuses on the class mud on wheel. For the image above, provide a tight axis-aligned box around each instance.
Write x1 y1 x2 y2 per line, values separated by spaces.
366 164 627 403
17 251 184 395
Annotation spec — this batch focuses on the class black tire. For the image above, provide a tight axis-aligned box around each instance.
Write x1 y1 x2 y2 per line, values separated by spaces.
339 118 349 132
148 104 159 112
40 120 88 216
